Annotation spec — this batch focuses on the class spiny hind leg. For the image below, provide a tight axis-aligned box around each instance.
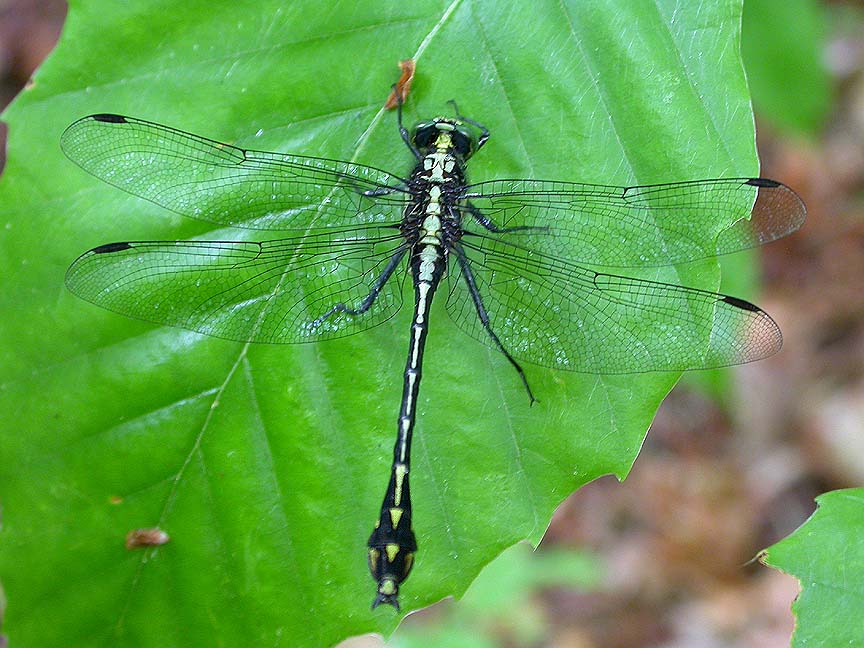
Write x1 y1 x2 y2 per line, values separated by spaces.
309 249 406 329
452 243 537 404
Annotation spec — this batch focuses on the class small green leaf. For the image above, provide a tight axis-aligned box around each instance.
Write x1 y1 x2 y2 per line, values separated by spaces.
762 489 864 647
742 0 831 135
0 0 761 646
391 543 601 647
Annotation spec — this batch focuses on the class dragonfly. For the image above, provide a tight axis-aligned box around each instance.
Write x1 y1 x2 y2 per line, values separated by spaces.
62 99 806 611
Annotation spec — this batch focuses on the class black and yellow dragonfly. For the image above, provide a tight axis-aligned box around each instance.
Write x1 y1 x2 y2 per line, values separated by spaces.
62 101 805 610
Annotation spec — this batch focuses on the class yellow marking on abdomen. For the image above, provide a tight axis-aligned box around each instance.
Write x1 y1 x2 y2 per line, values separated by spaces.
393 463 408 505
386 543 400 562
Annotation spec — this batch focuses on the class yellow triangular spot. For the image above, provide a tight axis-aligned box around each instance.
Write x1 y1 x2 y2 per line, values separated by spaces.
386 543 400 562
389 507 403 528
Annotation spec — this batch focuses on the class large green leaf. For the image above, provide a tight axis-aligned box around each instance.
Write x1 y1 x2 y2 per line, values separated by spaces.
0 0 759 645
762 489 864 647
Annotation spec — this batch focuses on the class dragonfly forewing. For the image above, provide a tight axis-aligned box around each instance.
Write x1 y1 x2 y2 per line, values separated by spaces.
460 177 805 268
61 114 410 231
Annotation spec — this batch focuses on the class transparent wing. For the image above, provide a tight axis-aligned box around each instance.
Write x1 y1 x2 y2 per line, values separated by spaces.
460 178 805 267
61 114 409 231
66 225 408 343
446 236 782 373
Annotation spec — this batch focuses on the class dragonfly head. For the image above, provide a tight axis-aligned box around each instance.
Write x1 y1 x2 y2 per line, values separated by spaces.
412 118 477 159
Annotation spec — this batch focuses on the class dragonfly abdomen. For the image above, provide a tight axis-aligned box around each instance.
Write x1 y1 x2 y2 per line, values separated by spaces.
366 128 470 609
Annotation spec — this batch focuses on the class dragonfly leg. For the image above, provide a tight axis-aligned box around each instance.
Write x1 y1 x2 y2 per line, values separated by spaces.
463 200 549 235
309 248 407 328
362 186 399 198
394 84 422 160
446 100 490 151
452 244 537 405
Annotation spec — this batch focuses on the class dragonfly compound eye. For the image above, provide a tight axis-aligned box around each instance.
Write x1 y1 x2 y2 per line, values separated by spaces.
412 122 439 151
450 127 475 158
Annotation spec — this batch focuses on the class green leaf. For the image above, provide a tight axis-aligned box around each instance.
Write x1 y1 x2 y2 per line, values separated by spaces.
392 543 601 647
0 0 760 645
762 489 864 647
742 0 831 136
